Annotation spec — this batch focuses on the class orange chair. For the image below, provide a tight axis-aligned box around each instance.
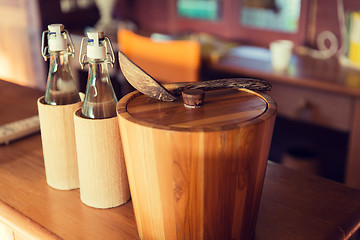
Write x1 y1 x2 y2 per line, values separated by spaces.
118 29 201 83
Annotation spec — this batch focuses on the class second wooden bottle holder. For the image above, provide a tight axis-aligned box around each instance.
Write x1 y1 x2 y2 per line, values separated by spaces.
73 109 130 209
37 96 82 190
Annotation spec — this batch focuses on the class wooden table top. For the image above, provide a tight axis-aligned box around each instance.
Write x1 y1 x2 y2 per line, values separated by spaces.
1 80 360 240
208 46 360 97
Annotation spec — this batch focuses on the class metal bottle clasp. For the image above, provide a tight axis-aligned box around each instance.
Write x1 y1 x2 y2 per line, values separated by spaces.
41 29 75 61
79 35 115 69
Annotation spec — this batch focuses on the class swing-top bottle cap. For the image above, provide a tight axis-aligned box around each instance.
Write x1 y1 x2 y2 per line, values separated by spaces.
86 31 107 60
47 24 67 52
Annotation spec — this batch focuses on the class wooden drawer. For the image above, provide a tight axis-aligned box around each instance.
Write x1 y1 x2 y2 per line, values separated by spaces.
0 221 14 240
268 82 352 131
0 221 29 240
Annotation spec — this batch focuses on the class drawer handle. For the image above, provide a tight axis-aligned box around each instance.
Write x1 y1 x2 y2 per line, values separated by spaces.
293 99 314 120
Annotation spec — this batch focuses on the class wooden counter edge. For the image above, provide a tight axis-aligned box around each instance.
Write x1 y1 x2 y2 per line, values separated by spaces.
0 199 62 240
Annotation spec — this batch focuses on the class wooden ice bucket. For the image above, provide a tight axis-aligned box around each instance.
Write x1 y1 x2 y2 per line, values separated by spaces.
117 84 276 240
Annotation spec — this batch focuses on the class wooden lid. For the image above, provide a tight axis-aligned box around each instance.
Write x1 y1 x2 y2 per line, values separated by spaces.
117 86 276 132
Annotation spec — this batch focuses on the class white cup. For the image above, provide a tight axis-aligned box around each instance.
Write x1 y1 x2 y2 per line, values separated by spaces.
269 40 294 71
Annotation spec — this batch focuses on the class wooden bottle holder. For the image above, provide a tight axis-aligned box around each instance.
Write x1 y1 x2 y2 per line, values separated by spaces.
74 109 130 209
37 96 82 190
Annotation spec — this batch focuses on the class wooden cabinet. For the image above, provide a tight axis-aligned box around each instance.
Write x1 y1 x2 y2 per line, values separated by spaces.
0 222 29 240
269 82 352 131
208 49 360 188
0 222 15 240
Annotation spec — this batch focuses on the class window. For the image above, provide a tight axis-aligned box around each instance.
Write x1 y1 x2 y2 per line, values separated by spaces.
241 0 301 33
177 0 220 21
170 0 308 47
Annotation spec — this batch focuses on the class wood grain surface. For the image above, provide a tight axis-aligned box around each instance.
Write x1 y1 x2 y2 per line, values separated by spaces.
37 97 82 190
121 88 270 131
74 110 130 209
0 80 138 239
1 80 360 240
117 87 276 239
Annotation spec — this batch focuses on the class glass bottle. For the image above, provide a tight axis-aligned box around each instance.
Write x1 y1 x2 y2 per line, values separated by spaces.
41 24 81 105
79 31 117 119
